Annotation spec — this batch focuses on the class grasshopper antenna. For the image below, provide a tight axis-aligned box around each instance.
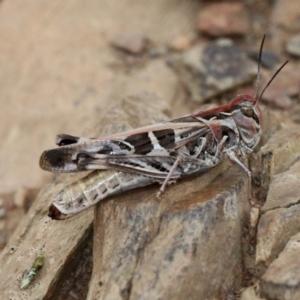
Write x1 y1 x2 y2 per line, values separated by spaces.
254 34 289 107
256 60 289 106
253 34 266 100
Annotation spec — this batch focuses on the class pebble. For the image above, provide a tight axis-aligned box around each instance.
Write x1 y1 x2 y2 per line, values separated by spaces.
110 32 146 54
197 2 249 37
169 34 193 51
248 49 280 70
148 46 168 58
174 38 257 103
286 35 300 57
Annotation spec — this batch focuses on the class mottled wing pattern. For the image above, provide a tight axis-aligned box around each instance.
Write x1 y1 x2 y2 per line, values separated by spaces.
39 121 210 179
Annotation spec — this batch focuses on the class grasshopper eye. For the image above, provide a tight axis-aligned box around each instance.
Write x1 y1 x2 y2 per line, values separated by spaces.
241 107 254 118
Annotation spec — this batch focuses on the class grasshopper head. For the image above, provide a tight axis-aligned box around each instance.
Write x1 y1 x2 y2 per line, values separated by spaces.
229 95 262 152
226 35 288 153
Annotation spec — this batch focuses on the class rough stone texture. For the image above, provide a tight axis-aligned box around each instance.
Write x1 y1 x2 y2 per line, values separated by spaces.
260 232 300 300
258 128 300 188
197 2 250 37
256 160 300 271
241 285 265 300
262 160 300 212
0 183 94 300
89 163 249 300
173 39 257 103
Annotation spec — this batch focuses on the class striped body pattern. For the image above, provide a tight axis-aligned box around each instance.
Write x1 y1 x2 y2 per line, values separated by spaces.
49 171 153 219
44 123 225 220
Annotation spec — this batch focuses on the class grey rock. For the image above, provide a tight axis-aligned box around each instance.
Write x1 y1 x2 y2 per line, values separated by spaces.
258 128 300 188
173 39 257 103
248 49 280 70
256 160 300 272
260 231 300 300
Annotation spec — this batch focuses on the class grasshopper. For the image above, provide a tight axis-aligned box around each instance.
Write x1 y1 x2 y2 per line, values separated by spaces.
40 36 287 220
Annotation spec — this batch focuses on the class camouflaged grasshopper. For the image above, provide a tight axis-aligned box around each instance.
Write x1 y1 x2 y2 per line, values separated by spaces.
40 36 287 220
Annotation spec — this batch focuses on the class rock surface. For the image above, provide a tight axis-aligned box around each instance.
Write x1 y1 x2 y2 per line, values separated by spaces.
260 232 300 300
0 94 171 299
256 160 300 270
1 0 300 299
258 128 300 188
89 162 249 300
173 38 257 103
